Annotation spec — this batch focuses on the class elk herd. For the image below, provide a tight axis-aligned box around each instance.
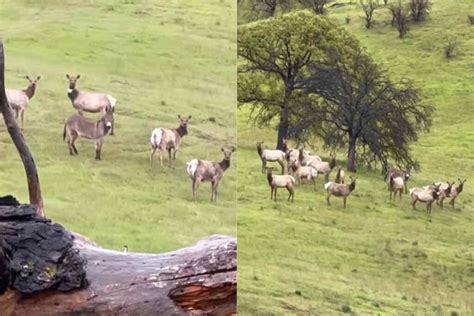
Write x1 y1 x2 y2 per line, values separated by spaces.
5 75 235 203
257 138 467 215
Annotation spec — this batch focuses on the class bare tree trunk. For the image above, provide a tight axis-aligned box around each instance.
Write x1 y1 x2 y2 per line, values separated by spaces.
0 41 44 217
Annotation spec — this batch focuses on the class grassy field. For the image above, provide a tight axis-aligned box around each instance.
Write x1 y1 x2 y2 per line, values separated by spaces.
238 0 474 314
0 0 236 253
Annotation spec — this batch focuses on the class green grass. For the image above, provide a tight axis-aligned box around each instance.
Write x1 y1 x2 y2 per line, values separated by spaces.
238 0 474 314
0 0 236 253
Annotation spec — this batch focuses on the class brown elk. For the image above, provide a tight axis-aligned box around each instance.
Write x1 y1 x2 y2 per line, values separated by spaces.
63 108 114 160
266 168 295 202
150 115 191 167
66 74 116 135
186 146 236 203
325 176 357 208
6 75 40 129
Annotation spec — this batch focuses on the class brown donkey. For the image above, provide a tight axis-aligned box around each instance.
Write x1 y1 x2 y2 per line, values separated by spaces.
6 75 40 130
63 109 114 160
150 115 191 167
66 74 116 135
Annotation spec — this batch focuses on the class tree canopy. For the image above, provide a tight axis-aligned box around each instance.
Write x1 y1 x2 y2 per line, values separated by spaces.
238 10 434 171
238 11 357 149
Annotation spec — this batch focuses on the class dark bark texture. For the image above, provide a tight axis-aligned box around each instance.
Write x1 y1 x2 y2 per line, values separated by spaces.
0 200 237 315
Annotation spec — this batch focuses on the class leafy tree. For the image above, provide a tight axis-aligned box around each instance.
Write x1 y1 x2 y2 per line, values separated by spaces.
297 0 333 15
238 0 290 21
360 0 379 29
408 0 431 22
298 47 434 171
238 11 354 149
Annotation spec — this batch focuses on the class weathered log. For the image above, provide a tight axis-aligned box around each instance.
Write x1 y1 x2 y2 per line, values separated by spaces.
0 202 237 315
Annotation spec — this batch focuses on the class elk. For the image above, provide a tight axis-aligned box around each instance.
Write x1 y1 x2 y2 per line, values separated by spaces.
266 168 295 202
410 184 441 215
325 176 357 208
63 108 114 160
66 74 116 135
186 146 236 203
435 181 454 209
449 178 466 208
256 142 286 174
288 160 318 190
300 149 335 182
150 115 191 167
6 75 40 130
389 175 405 201
335 167 345 184
385 168 411 193
298 148 322 166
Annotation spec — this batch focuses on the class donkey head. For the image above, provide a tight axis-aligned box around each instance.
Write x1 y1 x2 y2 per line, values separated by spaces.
177 115 191 135
25 75 41 88
66 74 80 90
221 146 236 161
103 108 114 132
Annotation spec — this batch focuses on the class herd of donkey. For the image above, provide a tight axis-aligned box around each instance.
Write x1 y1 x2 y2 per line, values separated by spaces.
4 75 467 210
4 75 235 203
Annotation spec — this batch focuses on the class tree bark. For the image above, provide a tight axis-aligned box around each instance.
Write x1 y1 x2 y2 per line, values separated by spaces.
0 203 236 315
0 41 44 217
276 85 292 150
347 136 357 172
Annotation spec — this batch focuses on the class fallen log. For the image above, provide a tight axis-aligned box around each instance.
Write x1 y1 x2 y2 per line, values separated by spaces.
0 201 237 315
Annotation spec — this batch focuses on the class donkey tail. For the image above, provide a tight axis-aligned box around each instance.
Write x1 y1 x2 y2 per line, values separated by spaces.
150 128 162 149
62 123 67 141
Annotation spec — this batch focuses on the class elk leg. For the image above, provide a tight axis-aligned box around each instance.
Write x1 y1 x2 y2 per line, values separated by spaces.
192 177 201 202
20 109 25 130
312 178 316 191
326 194 331 206
70 134 79 155
399 189 402 201
150 147 156 166
167 148 172 167
278 160 284 175
262 160 266 174
274 188 277 201
15 108 19 119
159 149 163 167
67 138 74 156
412 199 417 210
324 173 329 183
343 197 347 208
450 198 455 208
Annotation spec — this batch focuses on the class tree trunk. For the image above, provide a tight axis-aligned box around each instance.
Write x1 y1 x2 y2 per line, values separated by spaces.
0 41 44 217
276 84 292 150
0 202 236 315
347 136 357 172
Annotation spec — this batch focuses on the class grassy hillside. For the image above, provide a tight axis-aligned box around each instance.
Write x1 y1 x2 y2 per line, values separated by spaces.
238 0 474 314
0 0 236 253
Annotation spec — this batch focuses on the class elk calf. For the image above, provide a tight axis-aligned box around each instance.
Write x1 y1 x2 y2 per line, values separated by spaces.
150 115 191 167
266 168 295 202
186 146 236 203
410 184 441 215
256 142 286 174
6 75 40 130
385 168 411 193
325 176 357 208
389 175 406 201
63 108 114 160
289 160 318 190
449 178 466 208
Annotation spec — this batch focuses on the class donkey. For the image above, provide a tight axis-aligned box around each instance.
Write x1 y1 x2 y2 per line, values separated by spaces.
6 75 40 130
150 115 191 167
66 74 116 135
63 108 114 160
186 146 236 203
